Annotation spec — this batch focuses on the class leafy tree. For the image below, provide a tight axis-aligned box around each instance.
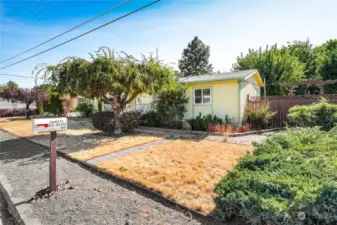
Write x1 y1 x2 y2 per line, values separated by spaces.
320 50 337 94
45 46 174 134
2 87 48 119
178 36 213 76
283 39 319 80
233 44 306 95
314 39 337 93
39 84 63 115
156 81 189 126
6 81 19 89
0 80 19 93
0 85 5 93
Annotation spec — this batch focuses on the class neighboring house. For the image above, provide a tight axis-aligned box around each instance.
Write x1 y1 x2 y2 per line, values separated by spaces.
0 98 36 110
125 93 155 112
180 69 263 124
128 69 264 124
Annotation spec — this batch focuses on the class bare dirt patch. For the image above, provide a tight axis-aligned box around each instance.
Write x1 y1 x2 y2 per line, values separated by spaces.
97 139 253 215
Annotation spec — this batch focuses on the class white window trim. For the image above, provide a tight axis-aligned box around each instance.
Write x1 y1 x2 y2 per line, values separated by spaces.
193 87 212 105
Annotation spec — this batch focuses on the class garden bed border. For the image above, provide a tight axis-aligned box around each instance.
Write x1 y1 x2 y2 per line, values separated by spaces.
137 126 284 137
0 128 235 225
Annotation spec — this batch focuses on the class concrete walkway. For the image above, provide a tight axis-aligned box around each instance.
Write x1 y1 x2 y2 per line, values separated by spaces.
86 139 170 166
0 130 210 225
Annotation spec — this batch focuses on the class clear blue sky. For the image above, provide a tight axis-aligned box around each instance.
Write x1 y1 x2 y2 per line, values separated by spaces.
1 0 336 87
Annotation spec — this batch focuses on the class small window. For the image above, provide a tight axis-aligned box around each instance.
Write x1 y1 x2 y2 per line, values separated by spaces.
194 88 211 104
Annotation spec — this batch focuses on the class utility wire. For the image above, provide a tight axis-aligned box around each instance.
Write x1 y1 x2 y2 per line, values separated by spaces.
0 0 159 70
0 73 45 80
0 0 132 64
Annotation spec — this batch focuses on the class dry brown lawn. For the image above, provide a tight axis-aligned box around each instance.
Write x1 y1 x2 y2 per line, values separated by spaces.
68 135 163 161
0 117 100 137
97 139 253 215
1 117 163 161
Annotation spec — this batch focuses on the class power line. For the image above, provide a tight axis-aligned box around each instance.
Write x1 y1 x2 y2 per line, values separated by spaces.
0 73 45 80
0 0 132 64
0 0 160 70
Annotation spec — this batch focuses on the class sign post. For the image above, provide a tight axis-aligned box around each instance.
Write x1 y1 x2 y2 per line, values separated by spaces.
32 118 67 193
49 131 57 192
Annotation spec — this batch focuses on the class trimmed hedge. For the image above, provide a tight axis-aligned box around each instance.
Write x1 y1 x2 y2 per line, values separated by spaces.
92 111 114 132
215 127 337 225
92 111 141 133
288 98 337 130
121 111 141 132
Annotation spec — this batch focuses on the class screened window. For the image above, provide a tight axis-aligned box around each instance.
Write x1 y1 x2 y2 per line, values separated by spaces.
194 88 211 104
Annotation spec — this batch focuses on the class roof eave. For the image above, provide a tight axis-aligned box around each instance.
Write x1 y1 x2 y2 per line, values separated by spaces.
181 78 238 84
244 70 264 87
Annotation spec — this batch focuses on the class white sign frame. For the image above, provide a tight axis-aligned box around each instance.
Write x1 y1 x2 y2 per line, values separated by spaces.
32 117 68 133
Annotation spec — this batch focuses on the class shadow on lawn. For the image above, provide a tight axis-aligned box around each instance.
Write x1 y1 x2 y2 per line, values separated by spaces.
28 132 164 154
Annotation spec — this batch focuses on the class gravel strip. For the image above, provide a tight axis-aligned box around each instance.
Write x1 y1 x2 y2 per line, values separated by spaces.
0 131 212 225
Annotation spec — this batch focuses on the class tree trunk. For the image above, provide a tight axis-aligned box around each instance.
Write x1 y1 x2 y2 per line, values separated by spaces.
112 93 123 135
113 108 122 135
25 104 30 119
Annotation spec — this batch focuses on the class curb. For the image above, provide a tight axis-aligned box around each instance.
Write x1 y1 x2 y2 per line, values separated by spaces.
0 129 230 225
0 181 25 225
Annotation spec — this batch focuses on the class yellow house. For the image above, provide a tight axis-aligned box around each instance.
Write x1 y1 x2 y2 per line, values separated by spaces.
129 69 263 124
180 69 263 124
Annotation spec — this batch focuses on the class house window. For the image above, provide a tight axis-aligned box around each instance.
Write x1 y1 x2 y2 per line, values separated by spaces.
194 88 211 104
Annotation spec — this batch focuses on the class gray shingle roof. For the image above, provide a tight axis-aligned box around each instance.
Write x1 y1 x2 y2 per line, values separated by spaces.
179 69 258 84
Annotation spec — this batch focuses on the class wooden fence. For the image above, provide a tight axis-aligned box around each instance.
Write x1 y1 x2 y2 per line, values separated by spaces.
247 94 337 127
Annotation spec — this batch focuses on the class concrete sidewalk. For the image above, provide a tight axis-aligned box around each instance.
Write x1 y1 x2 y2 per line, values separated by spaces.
0 130 209 225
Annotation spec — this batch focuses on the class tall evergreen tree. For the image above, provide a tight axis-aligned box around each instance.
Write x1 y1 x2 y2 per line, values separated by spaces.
178 36 213 76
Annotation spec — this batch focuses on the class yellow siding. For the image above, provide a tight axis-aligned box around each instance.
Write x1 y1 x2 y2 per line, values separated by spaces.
184 81 240 123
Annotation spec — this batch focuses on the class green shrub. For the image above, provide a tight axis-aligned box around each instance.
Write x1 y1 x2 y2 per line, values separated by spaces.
120 111 141 132
288 98 337 130
215 127 337 225
140 111 161 127
92 111 141 133
187 113 223 131
156 82 189 125
92 112 114 132
244 101 277 128
75 102 93 117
